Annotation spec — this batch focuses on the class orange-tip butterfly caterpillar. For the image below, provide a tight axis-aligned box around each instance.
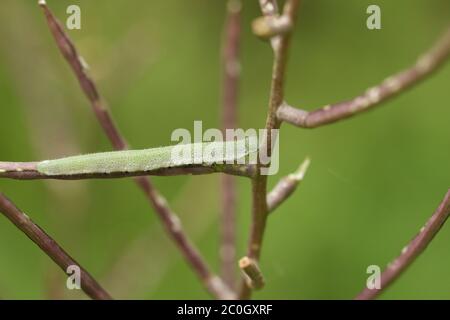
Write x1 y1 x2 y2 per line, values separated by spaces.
37 138 259 176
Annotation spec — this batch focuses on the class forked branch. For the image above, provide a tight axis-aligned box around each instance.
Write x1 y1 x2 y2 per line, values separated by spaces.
39 0 234 299
27 0 449 301
240 0 301 300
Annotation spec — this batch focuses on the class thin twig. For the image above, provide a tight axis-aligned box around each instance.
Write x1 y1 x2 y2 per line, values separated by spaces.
220 0 242 289
356 190 450 300
356 189 450 300
277 26 450 128
240 0 301 300
38 0 234 299
39 1 125 150
0 160 254 180
0 192 112 300
267 157 310 213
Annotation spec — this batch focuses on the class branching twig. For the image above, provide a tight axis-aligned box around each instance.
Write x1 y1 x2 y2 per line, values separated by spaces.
0 192 112 300
39 0 234 299
25 0 448 301
356 190 450 300
277 26 450 128
240 0 301 300
220 0 242 289
267 157 310 213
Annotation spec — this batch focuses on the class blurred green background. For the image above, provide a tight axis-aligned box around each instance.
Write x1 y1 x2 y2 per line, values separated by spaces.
0 0 449 299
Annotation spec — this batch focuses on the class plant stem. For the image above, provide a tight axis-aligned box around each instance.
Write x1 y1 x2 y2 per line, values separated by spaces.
356 190 450 300
38 0 233 299
0 192 112 300
240 0 301 300
267 157 310 213
0 160 254 180
277 26 450 128
220 0 242 290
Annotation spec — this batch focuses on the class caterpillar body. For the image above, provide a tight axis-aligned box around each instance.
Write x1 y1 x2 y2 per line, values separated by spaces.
37 139 258 176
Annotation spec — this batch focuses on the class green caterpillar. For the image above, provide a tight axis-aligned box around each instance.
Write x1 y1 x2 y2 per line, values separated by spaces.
37 139 258 176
